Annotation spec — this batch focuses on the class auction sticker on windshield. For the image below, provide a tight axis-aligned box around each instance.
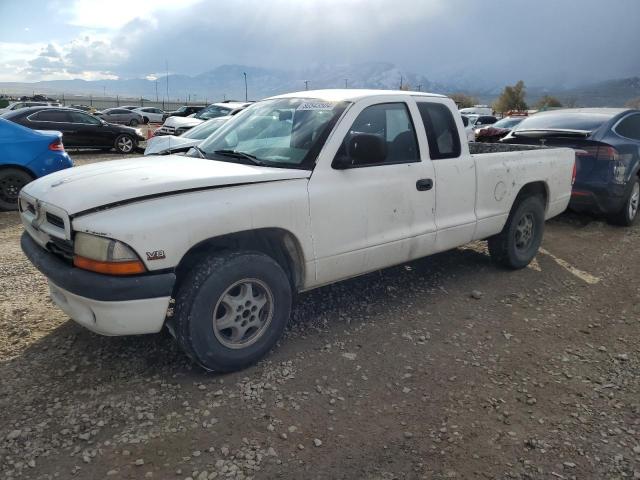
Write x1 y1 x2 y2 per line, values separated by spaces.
297 102 335 111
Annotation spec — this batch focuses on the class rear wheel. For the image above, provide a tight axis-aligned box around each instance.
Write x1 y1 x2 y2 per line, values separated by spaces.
129 118 139 127
609 178 640 227
114 134 135 154
488 195 545 269
0 168 33 211
173 251 292 372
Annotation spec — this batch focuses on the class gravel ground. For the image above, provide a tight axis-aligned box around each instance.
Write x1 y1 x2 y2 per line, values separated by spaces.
1 152 639 479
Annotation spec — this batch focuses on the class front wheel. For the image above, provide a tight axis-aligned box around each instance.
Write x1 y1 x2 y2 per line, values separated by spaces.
0 168 33 211
114 134 135 154
173 251 292 372
488 195 545 269
609 179 639 227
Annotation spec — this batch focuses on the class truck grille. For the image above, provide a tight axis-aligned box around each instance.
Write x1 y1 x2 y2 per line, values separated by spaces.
46 212 65 229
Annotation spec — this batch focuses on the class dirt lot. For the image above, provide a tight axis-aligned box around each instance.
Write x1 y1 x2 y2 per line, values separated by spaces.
1 151 639 479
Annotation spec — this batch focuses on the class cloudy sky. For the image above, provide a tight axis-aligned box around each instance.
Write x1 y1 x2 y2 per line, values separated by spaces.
1 0 639 87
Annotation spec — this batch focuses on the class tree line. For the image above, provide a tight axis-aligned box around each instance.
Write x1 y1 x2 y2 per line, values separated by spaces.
450 81 565 113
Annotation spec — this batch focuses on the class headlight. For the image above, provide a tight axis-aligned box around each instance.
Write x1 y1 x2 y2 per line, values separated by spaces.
73 233 146 275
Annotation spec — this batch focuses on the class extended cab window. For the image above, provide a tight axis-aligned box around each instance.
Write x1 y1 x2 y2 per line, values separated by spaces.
334 103 419 167
417 102 461 160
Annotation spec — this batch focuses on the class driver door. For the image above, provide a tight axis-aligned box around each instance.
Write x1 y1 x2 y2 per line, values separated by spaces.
307 96 437 287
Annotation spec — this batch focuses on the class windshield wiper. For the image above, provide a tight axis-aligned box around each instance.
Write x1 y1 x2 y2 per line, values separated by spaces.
212 149 267 166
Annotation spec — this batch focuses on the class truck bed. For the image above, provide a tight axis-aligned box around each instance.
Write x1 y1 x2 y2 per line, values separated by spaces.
469 142 546 155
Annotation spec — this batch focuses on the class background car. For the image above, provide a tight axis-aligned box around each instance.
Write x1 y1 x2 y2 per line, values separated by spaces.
69 104 97 114
155 102 249 136
164 105 206 118
144 116 230 155
119 105 142 111
2 106 146 154
501 108 640 225
461 115 476 142
94 107 146 126
0 117 72 210
0 100 61 115
133 107 166 123
475 116 525 142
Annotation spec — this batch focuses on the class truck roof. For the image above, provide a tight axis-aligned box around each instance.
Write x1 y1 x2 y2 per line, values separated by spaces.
269 89 446 102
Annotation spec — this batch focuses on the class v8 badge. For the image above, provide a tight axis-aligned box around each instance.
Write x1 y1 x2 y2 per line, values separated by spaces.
146 250 166 261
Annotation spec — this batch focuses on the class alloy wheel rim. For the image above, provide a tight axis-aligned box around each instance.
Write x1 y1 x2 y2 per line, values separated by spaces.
628 182 639 220
515 213 535 250
118 137 133 152
212 278 274 349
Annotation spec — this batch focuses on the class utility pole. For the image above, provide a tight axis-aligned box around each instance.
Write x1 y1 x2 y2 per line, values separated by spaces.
155 80 158 102
304 80 309 91
167 61 171 102
399 75 403 89
344 78 348 88
417 84 422 92
243 72 248 102
103 85 106 98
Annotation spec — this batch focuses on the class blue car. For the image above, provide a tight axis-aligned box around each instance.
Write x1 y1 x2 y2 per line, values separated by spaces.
0 117 73 211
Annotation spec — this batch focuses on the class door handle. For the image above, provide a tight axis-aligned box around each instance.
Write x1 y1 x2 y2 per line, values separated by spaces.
416 178 433 191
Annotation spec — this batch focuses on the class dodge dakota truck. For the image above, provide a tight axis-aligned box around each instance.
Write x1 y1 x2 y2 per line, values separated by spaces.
19 90 575 372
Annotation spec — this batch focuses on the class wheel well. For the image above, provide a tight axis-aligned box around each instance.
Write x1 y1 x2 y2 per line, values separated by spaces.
0 164 36 179
173 228 305 296
514 181 548 211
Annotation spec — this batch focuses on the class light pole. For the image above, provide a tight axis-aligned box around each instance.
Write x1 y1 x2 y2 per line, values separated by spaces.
243 72 248 102
155 80 158 102
304 80 309 90
344 78 348 88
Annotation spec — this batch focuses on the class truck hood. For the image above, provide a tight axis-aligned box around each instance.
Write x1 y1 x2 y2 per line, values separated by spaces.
164 116 203 128
22 156 311 216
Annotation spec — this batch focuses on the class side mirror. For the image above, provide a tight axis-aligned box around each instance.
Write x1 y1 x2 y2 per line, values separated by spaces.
335 132 387 168
348 132 387 165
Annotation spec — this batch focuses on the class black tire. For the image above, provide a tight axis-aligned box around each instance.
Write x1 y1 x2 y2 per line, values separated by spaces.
114 134 135 154
488 195 545 269
129 118 139 127
173 251 292 372
609 178 640 227
142 116 150 124
0 168 33 211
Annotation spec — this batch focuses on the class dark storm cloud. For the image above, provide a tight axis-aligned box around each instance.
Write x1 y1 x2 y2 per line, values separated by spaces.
108 0 640 86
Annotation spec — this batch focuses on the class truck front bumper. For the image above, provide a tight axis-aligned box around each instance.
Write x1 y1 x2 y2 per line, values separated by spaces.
21 232 176 336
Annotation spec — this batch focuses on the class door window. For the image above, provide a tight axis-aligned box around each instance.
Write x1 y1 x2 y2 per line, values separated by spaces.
69 111 102 125
416 102 461 159
31 110 72 122
333 102 419 168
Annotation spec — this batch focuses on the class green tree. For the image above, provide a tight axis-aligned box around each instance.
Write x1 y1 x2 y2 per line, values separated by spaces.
535 95 563 110
625 97 640 108
492 80 528 113
450 93 479 109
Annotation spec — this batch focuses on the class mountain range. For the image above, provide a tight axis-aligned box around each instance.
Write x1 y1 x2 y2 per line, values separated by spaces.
0 63 638 107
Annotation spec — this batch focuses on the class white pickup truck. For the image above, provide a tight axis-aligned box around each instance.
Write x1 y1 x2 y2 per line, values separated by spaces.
19 90 575 372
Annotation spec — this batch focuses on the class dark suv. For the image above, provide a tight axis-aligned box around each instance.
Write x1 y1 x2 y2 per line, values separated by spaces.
501 108 640 225
165 105 206 118
2 106 146 154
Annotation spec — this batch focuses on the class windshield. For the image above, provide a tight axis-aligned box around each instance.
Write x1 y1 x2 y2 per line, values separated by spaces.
181 117 229 139
492 117 524 129
514 112 613 132
197 98 349 169
196 105 231 120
